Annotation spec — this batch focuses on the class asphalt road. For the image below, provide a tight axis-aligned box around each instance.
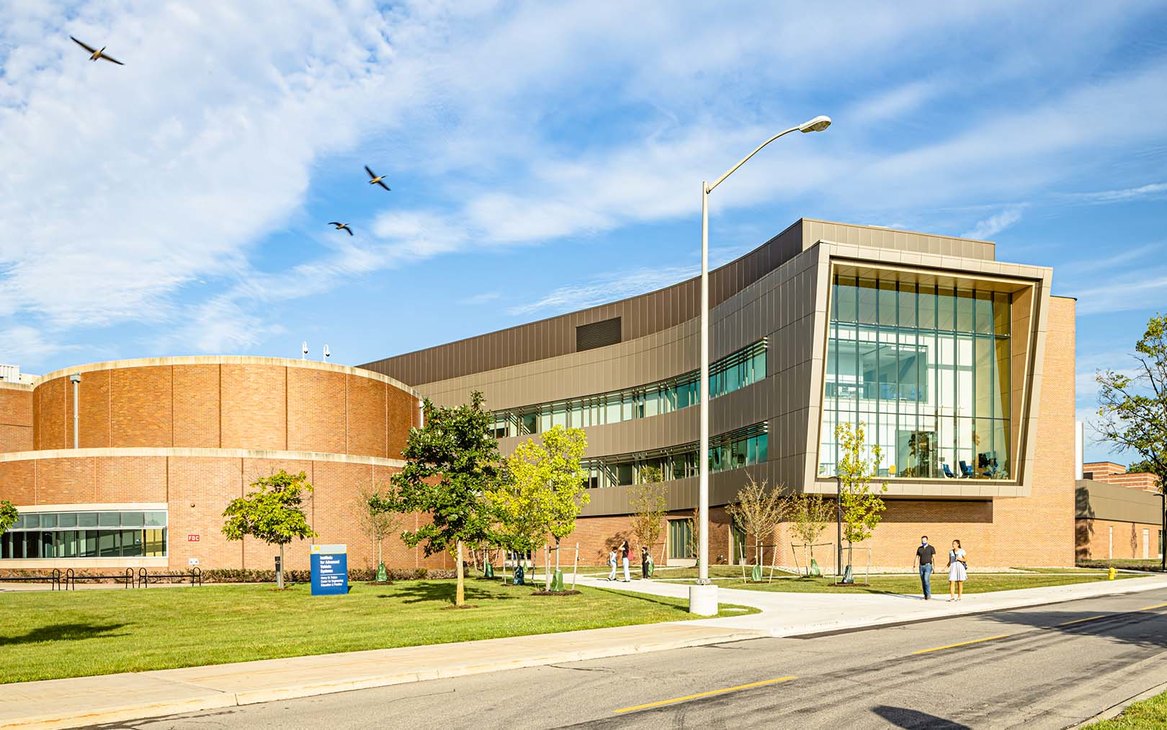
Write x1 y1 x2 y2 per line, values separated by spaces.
110 587 1167 730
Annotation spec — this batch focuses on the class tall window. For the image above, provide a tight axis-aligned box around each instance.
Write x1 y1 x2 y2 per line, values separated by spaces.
820 273 1011 480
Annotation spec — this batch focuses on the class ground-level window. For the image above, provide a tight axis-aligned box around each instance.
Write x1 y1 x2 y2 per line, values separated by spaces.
668 518 694 560
0 510 167 559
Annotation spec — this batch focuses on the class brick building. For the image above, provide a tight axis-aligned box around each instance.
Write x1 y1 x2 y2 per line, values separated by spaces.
0 357 452 573
1077 462 1164 562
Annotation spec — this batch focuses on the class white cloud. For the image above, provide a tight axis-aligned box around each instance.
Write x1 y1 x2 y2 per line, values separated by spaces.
962 207 1025 240
509 265 696 317
1069 182 1167 204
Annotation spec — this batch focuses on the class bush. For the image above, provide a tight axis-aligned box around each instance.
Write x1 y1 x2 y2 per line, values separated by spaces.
200 567 455 583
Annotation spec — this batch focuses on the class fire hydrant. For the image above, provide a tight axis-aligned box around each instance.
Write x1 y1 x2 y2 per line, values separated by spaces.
1108 566 1117 581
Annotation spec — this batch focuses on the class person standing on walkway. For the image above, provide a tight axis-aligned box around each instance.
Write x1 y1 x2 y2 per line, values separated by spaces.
607 546 618 581
641 545 651 579
947 539 968 601
620 540 631 582
914 535 936 600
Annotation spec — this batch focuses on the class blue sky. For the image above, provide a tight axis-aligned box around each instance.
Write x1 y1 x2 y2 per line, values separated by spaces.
2 1 1166 463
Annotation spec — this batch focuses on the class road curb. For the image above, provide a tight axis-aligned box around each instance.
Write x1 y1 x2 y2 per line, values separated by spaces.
1 629 767 729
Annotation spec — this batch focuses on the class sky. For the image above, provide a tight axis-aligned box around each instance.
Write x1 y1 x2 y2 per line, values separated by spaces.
1 1 1166 464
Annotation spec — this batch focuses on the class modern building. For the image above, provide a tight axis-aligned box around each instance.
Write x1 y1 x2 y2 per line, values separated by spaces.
363 218 1078 569
0 357 450 573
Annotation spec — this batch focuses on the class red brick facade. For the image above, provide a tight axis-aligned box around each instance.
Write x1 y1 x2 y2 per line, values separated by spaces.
0 357 449 572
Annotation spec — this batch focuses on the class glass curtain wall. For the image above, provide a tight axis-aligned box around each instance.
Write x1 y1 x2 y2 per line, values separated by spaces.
583 423 768 488
491 340 767 438
0 510 168 559
819 273 1011 480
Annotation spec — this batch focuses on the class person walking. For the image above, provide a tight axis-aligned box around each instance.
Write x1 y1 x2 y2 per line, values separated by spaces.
913 535 936 600
947 539 968 601
620 540 631 582
607 546 618 581
641 545 651 579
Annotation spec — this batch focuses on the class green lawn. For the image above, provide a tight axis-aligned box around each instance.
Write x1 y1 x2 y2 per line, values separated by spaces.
0 580 748 684
1086 689 1167 729
703 571 1135 595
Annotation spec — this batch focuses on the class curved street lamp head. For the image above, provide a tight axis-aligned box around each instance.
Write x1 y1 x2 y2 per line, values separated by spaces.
799 115 832 133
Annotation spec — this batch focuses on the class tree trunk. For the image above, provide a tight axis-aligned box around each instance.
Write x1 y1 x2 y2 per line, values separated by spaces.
455 540 465 606
277 543 285 590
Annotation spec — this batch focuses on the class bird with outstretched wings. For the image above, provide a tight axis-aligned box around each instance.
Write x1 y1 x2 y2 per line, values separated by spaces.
70 36 124 65
364 165 391 191
329 222 354 236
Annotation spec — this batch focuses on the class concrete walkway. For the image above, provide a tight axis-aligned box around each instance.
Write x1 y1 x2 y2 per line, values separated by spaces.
3 574 1166 729
575 573 1167 636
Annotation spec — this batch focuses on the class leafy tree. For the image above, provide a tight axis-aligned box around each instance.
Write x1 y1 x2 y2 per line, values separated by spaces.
1097 313 1167 570
629 474 667 563
1127 460 1160 478
491 426 589 590
222 470 317 589
789 492 833 575
0 500 17 536
356 482 403 576
392 391 502 606
835 422 887 582
725 476 786 568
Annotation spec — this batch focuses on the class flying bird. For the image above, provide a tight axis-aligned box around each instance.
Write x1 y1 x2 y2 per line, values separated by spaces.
70 36 124 65
329 222 353 236
364 165 391 191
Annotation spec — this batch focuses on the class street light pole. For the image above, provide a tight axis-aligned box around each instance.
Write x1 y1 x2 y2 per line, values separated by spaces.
688 115 831 617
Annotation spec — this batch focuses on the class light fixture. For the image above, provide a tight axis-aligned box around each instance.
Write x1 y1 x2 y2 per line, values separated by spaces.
799 115 832 133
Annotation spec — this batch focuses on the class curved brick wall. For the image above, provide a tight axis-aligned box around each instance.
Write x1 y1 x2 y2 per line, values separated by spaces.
28 358 417 459
0 451 450 572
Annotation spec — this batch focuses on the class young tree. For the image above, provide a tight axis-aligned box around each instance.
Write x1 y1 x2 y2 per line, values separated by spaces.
686 507 701 564
0 500 17 536
222 470 317 589
491 426 590 590
725 476 786 568
357 482 403 579
789 493 833 576
629 475 667 564
1097 313 1167 570
393 391 502 606
835 422 887 583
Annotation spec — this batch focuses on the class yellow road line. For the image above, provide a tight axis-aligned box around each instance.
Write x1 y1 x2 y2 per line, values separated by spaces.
912 634 1013 655
1056 614 1108 627
614 676 797 714
1139 601 1167 611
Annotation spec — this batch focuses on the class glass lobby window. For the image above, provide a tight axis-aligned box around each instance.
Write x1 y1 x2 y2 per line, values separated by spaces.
820 273 1011 480
0 509 168 560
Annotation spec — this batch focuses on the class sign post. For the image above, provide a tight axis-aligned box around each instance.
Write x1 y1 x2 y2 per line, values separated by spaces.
310 544 348 596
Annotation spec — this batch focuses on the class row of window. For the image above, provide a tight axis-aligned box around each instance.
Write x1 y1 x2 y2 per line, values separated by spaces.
582 424 769 489
1 529 167 559
9 510 167 530
831 275 1012 336
490 341 767 438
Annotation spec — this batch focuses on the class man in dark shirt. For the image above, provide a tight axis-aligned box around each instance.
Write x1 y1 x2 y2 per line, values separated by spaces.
914 536 936 600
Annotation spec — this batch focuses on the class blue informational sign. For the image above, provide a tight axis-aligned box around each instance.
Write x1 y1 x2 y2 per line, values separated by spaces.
310 544 348 596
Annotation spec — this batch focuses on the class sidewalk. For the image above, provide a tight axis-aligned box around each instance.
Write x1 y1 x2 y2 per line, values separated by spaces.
575 573 1167 636
2 574 1165 729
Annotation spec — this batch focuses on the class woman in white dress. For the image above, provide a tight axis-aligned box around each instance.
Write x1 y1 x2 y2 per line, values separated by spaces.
947 539 968 601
